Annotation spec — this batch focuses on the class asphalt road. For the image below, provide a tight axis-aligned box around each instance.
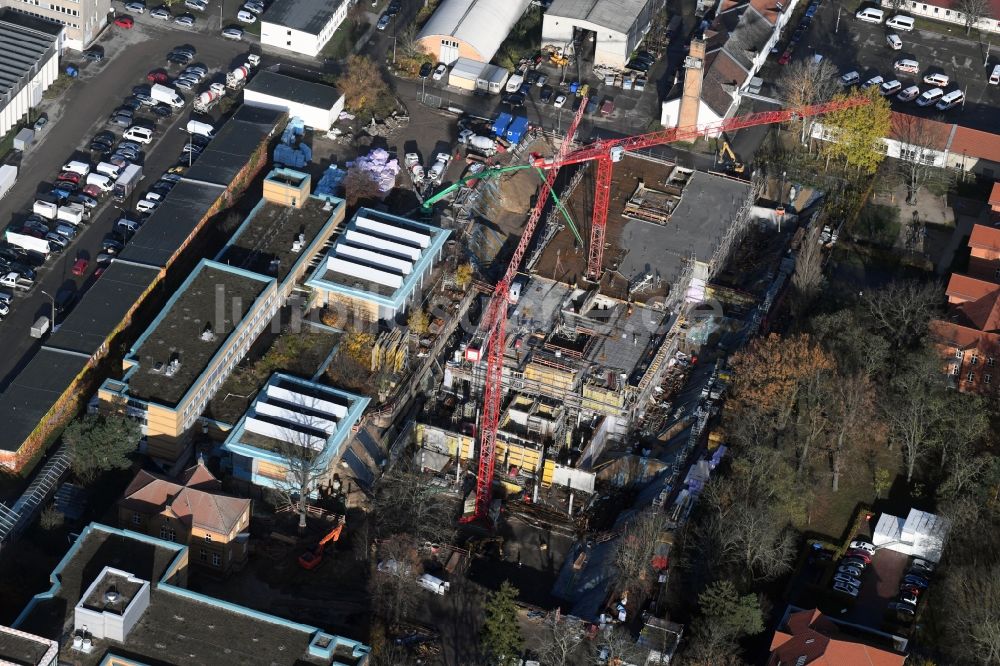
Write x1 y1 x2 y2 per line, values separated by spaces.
0 18 250 390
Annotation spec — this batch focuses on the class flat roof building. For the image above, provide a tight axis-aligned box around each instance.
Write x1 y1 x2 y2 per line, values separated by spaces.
99 260 279 462
216 167 345 298
223 373 369 491
244 70 345 131
0 10 61 138
306 208 451 322
417 0 533 64
0 106 282 478
2 0 105 51
260 0 350 58
0 624 58 665
13 522 370 665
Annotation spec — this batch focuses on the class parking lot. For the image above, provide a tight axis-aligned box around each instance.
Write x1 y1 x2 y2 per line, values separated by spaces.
790 0 1000 132
0 18 250 389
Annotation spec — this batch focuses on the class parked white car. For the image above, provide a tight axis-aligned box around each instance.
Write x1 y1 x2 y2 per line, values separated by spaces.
237 9 256 22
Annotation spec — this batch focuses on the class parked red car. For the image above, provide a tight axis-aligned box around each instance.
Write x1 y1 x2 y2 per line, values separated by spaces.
114 16 134 28
779 49 793 65
146 69 169 84
71 258 89 276
82 184 103 198
57 171 80 184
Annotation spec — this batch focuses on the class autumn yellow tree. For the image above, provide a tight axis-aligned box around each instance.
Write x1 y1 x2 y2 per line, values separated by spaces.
342 329 375 369
820 89 891 174
454 263 473 290
728 333 834 432
337 55 394 118
407 308 429 335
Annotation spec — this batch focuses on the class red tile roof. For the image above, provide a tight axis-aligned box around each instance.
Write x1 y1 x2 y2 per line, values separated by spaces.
889 112 952 152
946 273 1000 303
918 0 1000 20
931 319 1000 350
969 224 1000 254
950 125 1000 164
958 288 1000 332
990 182 1000 208
769 608 906 666
120 462 250 535
719 0 781 24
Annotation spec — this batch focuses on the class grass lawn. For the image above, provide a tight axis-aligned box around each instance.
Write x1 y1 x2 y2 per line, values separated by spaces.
322 15 370 61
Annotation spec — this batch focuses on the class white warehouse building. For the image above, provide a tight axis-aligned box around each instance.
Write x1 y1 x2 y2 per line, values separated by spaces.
243 71 345 131
0 11 60 139
259 0 350 58
417 0 534 65
542 0 663 68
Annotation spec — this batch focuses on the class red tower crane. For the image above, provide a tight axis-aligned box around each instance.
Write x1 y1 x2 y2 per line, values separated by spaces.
461 101 588 523
464 97 869 523
531 96 871 280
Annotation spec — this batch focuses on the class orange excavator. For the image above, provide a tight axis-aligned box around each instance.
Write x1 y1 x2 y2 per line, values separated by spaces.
298 516 346 570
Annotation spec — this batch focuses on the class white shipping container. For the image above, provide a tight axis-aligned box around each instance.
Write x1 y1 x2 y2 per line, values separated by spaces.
5 231 50 256
32 200 58 220
57 203 86 226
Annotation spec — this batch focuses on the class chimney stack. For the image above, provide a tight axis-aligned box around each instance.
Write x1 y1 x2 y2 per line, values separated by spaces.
677 39 707 128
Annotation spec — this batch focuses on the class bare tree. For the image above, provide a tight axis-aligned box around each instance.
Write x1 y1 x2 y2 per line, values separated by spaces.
891 113 952 204
532 613 587 666
271 428 329 531
371 537 421 624
613 510 670 597
884 0 907 11
371 461 459 545
790 225 825 313
592 626 643 666
778 59 840 144
958 0 991 33
825 373 877 492
862 280 942 349
939 564 1000 663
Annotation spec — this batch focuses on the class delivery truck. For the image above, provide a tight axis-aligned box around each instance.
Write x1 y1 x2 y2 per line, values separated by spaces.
113 164 143 202
57 203 87 226
416 574 450 595
150 83 185 108
0 165 16 200
5 231 50 257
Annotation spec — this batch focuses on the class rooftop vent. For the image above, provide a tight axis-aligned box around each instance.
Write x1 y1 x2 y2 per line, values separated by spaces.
104 587 121 604
164 354 181 377
200 322 216 342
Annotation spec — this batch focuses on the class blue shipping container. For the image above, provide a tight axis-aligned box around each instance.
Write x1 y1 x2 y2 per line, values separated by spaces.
491 112 512 137
505 116 529 143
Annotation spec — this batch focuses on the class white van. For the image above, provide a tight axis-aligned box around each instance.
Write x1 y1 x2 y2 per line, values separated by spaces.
85 172 114 191
855 7 884 23
505 74 524 93
886 15 915 30
894 59 919 74
95 162 121 179
185 119 215 138
923 72 950 86
62 160 91 177
990 64 1000 85
936 89 965 110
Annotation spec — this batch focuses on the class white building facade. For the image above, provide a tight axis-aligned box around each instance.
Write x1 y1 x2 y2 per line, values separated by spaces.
0 12 60 138
260 0 350 58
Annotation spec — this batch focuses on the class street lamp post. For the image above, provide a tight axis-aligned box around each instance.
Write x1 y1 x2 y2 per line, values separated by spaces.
40 289 55 327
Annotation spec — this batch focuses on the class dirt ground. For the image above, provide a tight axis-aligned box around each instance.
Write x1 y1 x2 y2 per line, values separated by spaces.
533 154 677 289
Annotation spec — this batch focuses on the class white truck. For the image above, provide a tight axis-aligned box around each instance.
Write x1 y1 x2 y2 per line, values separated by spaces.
32 200 58 220
113 164 143 202
57 203 87 226
1 271 35 290
428 152 451 185
0 165 16 200
150 83 185 108
416 574 450 595
5 231 50 257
